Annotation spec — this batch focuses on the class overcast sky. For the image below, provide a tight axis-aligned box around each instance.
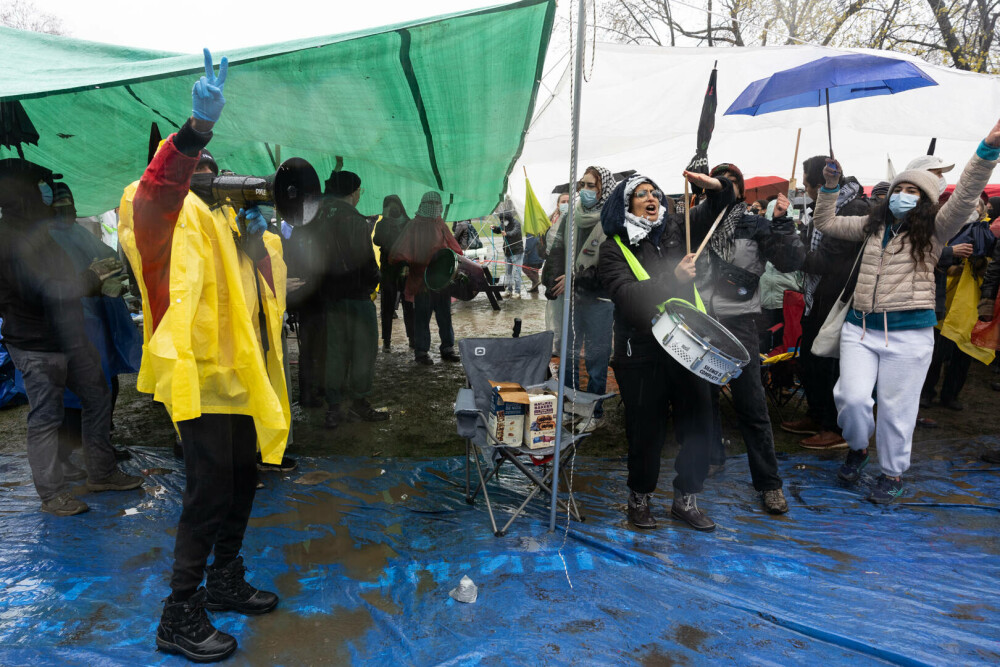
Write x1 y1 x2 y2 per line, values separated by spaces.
36 0 511 53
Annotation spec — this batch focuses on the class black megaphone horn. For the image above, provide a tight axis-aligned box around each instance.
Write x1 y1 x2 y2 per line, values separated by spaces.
210 157 321 226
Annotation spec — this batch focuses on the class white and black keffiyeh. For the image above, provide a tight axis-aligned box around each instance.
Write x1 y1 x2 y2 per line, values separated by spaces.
622 175 666 244
710 201 746 263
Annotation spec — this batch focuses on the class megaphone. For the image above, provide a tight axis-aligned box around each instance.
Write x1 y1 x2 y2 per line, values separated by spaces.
425 248 503 309
210 157 321 226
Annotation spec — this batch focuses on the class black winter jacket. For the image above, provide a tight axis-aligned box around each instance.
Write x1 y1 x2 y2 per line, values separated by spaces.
0 221 99 351
801 189 869 322
599 179 735 363
492 212 523 256
979 237 1000 303
308 196 380 302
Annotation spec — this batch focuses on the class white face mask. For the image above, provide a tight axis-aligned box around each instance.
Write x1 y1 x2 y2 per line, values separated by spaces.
938 175 947 195
558 202 569 214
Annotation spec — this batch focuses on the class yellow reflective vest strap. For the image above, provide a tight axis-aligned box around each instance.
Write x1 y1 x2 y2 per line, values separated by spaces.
119 185 290 464
612 234 706 313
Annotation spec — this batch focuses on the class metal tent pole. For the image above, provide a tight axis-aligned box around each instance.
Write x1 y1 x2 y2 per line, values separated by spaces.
550 0 587 532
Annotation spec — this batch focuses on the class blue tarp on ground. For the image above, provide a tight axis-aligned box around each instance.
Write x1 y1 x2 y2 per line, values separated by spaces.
1 437 999 665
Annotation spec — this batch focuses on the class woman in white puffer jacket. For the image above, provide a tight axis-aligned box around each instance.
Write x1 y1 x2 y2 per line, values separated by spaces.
813 118 1000 504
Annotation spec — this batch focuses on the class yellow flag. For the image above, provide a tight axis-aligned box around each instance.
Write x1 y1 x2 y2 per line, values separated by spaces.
523 176 552 236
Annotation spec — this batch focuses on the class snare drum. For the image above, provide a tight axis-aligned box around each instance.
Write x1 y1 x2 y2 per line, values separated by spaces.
650 299 750 385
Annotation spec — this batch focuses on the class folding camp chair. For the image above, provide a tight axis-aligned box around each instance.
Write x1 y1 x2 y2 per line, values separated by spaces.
453 332 608 536
759 290 806 420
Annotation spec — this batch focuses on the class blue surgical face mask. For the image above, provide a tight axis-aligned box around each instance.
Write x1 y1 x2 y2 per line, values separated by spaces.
888 192 919 219
38 182 53 206
558 202 569 215
579 189 598 209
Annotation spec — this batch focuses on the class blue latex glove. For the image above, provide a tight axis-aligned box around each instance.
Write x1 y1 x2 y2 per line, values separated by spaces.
240 207 267 237
192 48 228 122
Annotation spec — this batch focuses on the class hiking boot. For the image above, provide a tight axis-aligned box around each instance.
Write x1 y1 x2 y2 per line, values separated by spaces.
382 341 391 352
627 491 656 529
837 448 869 484
86 467 144 492
348 398 389 422
415 354 434 366
780 417 821 435
869 474 905 504
156 588 237 662
762 488 789 514
205 556 279 615
40 492 89 517
981 449 1000 464
441 351 461 363
799 431 847 450
671 493 715 531
324 406 341 430
940 398 964 411
257 455 297 473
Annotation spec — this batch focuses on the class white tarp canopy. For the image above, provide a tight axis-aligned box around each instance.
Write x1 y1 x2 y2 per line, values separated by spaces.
511 42 1000 211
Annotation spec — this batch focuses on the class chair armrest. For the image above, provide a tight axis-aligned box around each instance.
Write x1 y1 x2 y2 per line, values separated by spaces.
455 388 479 439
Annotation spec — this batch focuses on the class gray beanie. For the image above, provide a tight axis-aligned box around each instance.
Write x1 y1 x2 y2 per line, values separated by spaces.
888 169 941 205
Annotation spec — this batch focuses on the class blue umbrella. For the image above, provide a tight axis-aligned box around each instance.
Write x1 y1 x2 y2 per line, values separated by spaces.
724 53 937 157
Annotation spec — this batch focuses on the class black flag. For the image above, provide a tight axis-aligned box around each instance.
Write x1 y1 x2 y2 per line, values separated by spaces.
685 64 718 194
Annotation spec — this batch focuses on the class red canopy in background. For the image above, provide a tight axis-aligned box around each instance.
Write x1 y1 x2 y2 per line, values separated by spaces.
743 176 789 203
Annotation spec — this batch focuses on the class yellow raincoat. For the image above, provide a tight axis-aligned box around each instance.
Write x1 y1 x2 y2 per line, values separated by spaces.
119 180 290 463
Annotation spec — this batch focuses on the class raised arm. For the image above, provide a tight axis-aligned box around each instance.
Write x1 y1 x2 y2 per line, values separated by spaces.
812 159 869 241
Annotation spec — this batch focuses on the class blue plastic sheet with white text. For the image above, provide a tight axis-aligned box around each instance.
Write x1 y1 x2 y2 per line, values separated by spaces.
1 436 999 665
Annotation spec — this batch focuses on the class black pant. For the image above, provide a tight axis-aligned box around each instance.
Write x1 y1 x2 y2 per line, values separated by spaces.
710 314 782 491
614 353 712 495
922 328 972 403
799 310 841 432
170 413 258 598
413 290 455 357
380 276 413 344
296 308 326 404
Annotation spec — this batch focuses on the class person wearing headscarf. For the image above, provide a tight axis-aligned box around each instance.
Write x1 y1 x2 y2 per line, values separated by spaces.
541 165 616 428
700 162 805 514
599 170 734 530
311 170 387 429
389 191 463 365
373 195 414 351
816 118 1000 503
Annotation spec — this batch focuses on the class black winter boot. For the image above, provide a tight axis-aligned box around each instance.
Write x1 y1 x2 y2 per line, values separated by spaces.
670 493 716 532
627 491 656 529
156 588 237 663
205 556 279 615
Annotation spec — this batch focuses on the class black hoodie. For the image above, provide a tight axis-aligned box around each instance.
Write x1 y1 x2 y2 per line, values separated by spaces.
598 176 734 362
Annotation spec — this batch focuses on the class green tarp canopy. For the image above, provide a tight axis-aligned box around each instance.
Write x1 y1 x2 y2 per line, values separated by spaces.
0 0 555 219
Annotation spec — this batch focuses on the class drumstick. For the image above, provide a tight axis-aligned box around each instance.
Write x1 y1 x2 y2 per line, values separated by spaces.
692 209 726 262
684 179 691 254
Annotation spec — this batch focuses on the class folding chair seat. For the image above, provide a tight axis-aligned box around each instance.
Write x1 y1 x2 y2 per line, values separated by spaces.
453 332 610 536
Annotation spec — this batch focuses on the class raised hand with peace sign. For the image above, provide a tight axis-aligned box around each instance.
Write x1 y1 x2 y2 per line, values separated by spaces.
192 48 229 123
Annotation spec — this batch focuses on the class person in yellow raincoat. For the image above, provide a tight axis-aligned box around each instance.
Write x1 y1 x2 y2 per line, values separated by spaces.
118 50 286 663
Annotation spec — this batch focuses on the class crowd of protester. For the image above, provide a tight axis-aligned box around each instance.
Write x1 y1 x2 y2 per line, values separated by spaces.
1 48 999 663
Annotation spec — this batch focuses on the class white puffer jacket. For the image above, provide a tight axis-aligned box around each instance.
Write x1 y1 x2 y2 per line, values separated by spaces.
812 152 997 313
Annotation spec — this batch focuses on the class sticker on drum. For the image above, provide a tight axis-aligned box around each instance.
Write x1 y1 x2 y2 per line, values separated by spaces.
651 299 750 385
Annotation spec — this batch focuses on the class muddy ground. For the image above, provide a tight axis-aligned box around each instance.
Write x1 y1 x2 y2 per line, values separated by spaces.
1 291 998 461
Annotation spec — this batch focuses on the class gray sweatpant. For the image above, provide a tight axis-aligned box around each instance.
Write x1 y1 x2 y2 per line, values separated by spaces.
7 344 117 501
833 322 934 477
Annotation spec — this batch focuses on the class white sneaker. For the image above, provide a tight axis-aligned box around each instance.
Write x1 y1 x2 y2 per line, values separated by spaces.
576 416 604 433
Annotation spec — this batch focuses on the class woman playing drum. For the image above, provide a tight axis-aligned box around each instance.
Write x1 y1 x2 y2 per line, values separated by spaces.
599 171 735 530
